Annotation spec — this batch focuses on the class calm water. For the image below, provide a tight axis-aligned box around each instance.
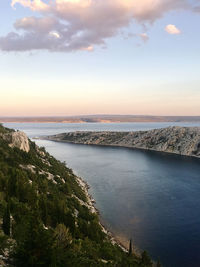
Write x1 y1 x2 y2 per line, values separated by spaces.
4 121 200 138
4 123 200 267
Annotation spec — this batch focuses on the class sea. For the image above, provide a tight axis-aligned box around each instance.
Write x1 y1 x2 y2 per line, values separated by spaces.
4 122 200 267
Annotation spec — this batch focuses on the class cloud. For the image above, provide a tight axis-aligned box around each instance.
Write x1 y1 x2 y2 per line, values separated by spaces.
81 45 94 51
14 17 58 33
0 0 192 52
165 24 181 34
11 0 49 11
140 33 149 42
49 31 61 39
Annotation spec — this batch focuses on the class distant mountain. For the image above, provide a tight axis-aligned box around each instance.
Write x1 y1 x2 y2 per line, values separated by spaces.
1 115 200 123
44 127 200 158
0 124 154 267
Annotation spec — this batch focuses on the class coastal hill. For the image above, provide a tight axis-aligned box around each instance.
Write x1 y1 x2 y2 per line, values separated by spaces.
44 127 200 158
1 115 200 123
0 124 154 267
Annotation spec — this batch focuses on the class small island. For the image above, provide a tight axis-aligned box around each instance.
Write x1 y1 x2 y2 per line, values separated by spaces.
43 126 200 158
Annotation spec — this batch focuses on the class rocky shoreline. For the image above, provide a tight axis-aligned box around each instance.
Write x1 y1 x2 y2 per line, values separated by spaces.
75 174 147 258
42 126 200 158
75 175 128 252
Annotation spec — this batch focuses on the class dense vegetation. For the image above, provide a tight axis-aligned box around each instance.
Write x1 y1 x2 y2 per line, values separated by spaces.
0 124 156 266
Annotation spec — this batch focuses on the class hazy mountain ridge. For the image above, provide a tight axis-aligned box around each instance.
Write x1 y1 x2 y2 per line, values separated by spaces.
44 127 200 158
1 115 200 123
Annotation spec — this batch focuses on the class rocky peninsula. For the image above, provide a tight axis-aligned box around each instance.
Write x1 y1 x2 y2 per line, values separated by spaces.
43 126 200 158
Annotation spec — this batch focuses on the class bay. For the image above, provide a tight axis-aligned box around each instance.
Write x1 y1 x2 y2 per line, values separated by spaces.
4 122 200 267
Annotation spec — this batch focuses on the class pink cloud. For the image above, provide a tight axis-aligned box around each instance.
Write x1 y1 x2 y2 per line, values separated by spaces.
140 33 149 42
0 0 194 52
165 24 181 34
11 0 49 11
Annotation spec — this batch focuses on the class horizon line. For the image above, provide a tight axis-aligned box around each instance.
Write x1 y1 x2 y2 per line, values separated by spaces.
1 114 200 118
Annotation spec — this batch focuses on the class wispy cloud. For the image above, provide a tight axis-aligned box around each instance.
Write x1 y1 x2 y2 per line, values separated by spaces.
165 24 181 34
140 33 149 42
0 0 195 52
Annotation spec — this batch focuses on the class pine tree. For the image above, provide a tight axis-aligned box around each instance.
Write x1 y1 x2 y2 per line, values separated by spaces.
128 238 133 256
2 203 11 236
40 196 48 226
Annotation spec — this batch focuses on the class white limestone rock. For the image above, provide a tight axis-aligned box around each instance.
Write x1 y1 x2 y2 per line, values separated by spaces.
2 131 30 153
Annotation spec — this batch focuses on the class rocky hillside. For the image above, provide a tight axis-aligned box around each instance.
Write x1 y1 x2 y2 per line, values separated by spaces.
44 127 200 158
0 131 30 153
0 124 154 267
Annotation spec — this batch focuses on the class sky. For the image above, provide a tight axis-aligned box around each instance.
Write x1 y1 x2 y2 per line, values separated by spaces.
0 0 200 116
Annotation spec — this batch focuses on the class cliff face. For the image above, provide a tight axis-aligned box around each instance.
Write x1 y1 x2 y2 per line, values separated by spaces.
45 127 200 158
1 131 30 152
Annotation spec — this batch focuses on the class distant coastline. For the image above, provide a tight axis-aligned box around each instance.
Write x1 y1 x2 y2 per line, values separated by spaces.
1 115 200 124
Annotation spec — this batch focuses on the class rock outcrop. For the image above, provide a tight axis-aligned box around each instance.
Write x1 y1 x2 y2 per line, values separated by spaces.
44 127 200 158
1 131 30 153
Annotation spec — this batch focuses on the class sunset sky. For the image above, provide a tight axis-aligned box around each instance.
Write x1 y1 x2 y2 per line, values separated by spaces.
0 0 200 116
